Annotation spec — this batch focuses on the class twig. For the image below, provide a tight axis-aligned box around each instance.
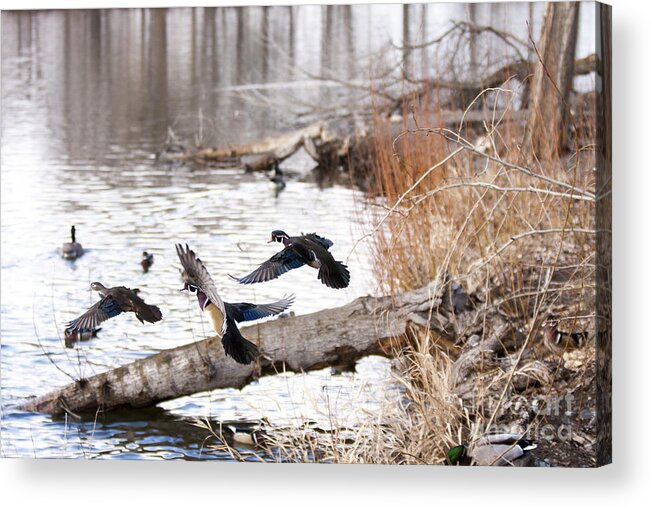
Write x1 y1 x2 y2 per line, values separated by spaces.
412 181 594 205
406 126 595 199
468 228 597 274
346 146 464 263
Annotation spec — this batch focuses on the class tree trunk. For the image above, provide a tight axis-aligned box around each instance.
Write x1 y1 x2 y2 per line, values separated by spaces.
523 1 579 160
19 281 459 417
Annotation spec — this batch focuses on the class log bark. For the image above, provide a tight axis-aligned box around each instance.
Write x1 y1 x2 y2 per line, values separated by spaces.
195 122 323 163
19 281 456 416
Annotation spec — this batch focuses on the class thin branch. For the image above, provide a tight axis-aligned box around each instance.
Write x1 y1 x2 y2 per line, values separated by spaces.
405 126 596 199
412 181 594 205
468 228 597 276
345 147 464 263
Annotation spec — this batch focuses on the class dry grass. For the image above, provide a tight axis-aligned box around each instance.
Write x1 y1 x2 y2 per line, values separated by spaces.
195 340 464 465
350 88 598 465
197 87 598 465
367 98 595 299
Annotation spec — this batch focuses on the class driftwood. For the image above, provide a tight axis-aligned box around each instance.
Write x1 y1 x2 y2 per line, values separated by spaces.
196 122 323 166
19 281 471 417
157 110 521 175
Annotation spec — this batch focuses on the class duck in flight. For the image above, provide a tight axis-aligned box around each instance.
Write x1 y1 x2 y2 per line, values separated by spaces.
176 243 294 365
65 282 162 334
232 231 350 289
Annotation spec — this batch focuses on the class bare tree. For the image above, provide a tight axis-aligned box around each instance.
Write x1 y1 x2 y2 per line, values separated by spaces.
523 2 579 160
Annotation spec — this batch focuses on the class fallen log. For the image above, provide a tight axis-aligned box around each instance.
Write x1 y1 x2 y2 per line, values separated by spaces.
196 122 323 163
19 281 458 417
159 109 520 174
155 122 326 171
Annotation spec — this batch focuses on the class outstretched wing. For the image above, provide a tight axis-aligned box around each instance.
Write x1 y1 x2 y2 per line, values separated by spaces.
232 249 306 285
66 295 123 332
176 243 227 337
304 233 333 250
225 294 295 323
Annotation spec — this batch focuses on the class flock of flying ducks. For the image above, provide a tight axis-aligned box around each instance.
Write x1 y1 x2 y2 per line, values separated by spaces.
58 224 585 463
60 226 350 364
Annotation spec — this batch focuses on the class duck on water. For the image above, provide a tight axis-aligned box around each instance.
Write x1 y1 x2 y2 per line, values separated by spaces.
60 225 84 260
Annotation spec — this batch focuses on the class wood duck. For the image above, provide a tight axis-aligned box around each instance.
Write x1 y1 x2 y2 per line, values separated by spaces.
176 243 295 365
447 433 537 466
542 317 588 355
269 163 286 192
64 327 101 348
65 282 163 333
141 251 154 273
60 225 84 260
227 425 268 447
232 231 350 289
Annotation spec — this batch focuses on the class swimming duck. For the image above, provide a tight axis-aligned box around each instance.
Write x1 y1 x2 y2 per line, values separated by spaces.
64 327 102 348
227 425 268 447
542 317 588 355
176 243 294 365
141 251 154 273
65 282 163 333
60 225 84 260
447 433 537 466
269 163 286 192
232 231 350 289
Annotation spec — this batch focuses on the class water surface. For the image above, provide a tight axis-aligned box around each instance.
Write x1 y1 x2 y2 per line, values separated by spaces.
1 4 597 460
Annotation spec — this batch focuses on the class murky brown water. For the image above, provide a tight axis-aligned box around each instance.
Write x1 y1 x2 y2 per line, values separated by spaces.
1 5 596 460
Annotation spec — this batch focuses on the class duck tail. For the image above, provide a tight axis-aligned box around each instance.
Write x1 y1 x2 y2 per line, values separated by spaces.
222 331 260 365
517 438 537 452
318 260 350 289
136 304 163 324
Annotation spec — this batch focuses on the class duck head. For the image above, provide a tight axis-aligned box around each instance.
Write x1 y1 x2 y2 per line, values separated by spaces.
542 317 563 351
446 444 469 465
71 225 77 243
269 230 290 244
180 280 210 311
90 281 109 295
